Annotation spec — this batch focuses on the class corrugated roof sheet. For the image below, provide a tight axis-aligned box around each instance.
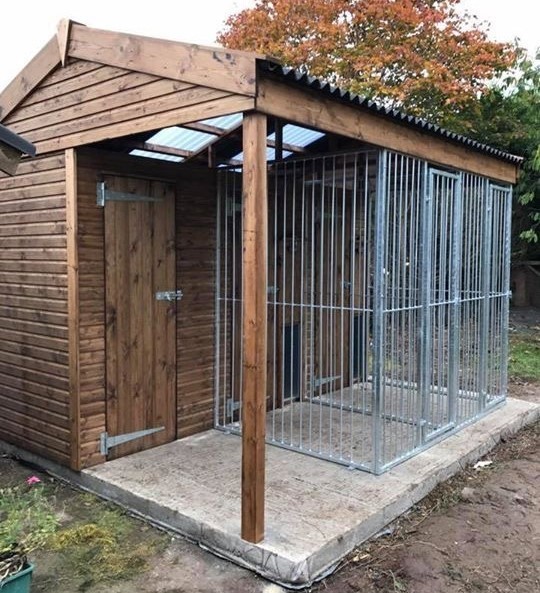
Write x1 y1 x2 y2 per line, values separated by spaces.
201 113 243 129
258 61 523 165
130 149 183 162
147 126 215 153
268 124 325 148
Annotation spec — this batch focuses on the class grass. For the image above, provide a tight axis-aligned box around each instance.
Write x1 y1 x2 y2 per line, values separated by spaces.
509 335 540 382
0 482 58 552
49 494 165 590
0 471 165 591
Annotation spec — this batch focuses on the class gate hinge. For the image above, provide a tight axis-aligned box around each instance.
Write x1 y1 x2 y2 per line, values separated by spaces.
100 427 164 455
226 398 241 416
314 375 340 388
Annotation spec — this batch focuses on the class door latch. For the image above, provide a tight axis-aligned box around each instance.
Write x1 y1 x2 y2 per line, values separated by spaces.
156 290 183 301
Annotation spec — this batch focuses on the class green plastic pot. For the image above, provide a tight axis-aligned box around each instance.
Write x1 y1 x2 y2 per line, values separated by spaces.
0 564 34 593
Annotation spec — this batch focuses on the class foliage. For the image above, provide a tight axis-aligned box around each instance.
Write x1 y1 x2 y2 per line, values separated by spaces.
459 51 540 258
0 483 58 552
218 0 516 124
508 334 540 382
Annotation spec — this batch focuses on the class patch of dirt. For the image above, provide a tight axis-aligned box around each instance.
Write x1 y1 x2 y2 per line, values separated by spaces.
0 457 275 593
314 416 540 593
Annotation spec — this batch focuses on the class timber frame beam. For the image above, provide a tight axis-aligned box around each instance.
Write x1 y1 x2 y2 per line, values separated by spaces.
241 112 268 543
255 75 520 184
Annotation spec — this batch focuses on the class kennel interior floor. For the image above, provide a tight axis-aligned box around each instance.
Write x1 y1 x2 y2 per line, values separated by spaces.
222 381 504 470
80 398 539 588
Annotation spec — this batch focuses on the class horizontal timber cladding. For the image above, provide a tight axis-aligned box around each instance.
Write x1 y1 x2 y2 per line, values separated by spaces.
0 153 71 465
2 58 254 156
175 168 217 439
76 150 217 467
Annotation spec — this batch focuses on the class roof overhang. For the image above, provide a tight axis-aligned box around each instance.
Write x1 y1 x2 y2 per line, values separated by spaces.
0 124 36 175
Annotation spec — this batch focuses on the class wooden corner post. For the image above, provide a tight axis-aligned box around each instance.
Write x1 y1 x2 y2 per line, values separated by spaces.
241 112 268 543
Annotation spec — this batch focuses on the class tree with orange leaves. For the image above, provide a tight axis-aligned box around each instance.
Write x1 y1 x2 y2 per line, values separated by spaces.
217 0 517 127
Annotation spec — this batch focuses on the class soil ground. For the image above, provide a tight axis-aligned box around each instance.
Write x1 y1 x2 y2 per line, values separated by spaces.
0 308 538 593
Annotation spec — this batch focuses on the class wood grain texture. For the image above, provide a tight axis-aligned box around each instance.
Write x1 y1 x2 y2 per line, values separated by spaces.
256 76 519 184
0 153 70 465
104 175 176 459
0 37 60 121
76 150 218 467
2 56 254 155
65 148 81 470
68 23 257 96
241 112 268 543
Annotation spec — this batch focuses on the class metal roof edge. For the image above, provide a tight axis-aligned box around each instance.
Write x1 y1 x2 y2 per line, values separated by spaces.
258 61 524 166
0 124 36 156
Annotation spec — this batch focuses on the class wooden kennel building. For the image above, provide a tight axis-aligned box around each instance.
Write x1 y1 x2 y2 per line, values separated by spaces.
0 20 521 542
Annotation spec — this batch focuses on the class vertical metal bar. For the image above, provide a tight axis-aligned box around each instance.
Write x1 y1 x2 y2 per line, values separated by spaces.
479 179 492 411
372 149 388 473
418 163 432 445
299 160 306 449
448 173 462 424
214 172 223 427
501 187 512 399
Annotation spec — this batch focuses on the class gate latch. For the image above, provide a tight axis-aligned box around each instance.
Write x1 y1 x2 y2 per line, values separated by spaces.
156 290 183 301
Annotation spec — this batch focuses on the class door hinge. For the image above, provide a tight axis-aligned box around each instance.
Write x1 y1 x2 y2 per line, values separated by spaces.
155 290 183 301
96 181 163 207
100 427 165 455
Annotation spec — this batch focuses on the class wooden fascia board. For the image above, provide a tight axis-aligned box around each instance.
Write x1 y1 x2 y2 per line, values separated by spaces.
0 36 61 121
255 76 519 184
67 23 257 97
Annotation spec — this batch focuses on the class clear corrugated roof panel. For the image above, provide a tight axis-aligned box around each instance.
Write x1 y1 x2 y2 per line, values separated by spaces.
130 149 183 163
268 124 325 147
147 127 215 153
201 113 243 129
232 147 294 162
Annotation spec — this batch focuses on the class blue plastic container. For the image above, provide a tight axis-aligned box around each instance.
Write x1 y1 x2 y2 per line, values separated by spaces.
0 564 34 593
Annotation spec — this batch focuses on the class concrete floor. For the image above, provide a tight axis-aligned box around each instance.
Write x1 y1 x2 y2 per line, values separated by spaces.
81 397 539 588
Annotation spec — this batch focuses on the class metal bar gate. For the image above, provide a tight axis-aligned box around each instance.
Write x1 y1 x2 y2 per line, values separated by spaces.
214 149 512 473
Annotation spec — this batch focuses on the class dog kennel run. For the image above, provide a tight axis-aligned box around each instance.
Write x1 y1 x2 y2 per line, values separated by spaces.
215 148 512 474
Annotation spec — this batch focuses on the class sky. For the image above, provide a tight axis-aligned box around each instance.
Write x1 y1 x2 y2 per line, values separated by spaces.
0 0 537 90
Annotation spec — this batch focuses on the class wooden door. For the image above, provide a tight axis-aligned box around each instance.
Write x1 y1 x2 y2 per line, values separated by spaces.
104 175 176 459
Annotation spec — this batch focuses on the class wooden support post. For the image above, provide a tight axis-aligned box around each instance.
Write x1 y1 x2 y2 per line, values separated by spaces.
65 148 81 471
274 118 283 161
241 112 268 543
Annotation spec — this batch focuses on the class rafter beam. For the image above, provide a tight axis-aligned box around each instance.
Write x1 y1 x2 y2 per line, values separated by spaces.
128 141 194 159
266 138 306 154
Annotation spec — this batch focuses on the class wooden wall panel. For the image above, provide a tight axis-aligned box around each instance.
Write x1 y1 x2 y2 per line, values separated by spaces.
0 153 70 465
76 158 106 468
176 168 217 439
76 150 218 467
2 59 253 155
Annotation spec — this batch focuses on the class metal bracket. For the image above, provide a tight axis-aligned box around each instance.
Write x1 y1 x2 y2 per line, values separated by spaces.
226 398 241 416
313 375 340 388
96 181 163 207
156 290 183 301
100 426 164 455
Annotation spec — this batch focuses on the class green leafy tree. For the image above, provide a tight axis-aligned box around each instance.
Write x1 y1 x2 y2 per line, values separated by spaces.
461 52 540 259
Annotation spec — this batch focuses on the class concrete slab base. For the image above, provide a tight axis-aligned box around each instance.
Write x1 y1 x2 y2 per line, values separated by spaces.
75 398 538 587
2 398 538 588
